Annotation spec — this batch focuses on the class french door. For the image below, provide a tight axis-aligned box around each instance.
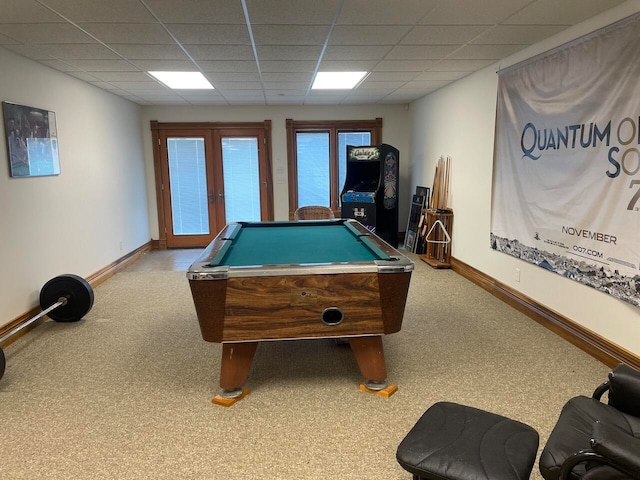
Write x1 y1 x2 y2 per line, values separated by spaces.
152 122 273 248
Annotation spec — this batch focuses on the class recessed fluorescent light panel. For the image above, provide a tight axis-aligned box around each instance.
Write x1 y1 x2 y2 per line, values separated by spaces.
312 71 368 90
148 71 214 90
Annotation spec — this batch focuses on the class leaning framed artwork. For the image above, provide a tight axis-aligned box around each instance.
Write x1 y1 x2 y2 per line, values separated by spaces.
3 101 60 177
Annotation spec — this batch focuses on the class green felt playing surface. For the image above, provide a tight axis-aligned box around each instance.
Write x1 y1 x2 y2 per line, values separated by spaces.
210 223 388 267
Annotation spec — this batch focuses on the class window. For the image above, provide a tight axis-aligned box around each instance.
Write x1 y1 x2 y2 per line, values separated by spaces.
286 118 382 217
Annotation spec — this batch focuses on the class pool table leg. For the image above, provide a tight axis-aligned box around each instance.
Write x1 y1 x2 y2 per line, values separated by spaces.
215 342 258 404
349 335 397 396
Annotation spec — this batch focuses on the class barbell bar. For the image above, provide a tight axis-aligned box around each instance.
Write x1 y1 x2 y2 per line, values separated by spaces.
0 274 94 381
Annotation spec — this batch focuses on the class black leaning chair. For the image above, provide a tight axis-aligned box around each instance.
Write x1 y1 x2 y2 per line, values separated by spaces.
539 363 640 480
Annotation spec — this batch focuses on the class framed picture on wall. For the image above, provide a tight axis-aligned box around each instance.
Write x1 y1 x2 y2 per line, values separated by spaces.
3 101 60 178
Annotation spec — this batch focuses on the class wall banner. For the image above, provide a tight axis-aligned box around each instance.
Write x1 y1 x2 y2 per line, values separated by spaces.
491 12 640 307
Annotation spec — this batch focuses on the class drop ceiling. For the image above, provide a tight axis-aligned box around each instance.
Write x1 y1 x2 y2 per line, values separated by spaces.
0 0 626 106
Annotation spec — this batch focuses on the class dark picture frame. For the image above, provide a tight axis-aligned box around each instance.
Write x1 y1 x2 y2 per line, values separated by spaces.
404 194 425 252
3 101 60 177
415 185 430 209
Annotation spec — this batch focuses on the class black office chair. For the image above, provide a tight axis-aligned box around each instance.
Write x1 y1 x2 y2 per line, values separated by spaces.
539 363 640 480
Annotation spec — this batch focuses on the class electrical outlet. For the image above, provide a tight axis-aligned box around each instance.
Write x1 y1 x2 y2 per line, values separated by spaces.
119 241 124 251
515 268 521 282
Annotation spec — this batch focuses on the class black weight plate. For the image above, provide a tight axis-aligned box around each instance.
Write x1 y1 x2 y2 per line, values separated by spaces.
39 274 94 323
0 347 5 380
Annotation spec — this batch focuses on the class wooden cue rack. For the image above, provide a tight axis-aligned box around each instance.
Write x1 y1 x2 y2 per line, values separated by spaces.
419 209 453 269
418 155 453 268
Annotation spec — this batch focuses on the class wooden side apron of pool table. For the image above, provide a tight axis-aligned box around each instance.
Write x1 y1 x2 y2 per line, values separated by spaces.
189 270 412 390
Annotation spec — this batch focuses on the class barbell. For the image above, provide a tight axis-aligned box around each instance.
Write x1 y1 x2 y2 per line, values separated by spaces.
0 274 94 381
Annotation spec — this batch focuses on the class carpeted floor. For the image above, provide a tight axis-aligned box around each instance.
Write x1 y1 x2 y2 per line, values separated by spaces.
0 252 609 479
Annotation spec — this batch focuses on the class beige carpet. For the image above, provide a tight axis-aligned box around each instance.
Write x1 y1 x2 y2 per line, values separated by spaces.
1 254 609 479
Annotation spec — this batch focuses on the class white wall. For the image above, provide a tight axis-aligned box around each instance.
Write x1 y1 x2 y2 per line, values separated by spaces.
140 104 410 236
408 0 640 356
0 47 150 327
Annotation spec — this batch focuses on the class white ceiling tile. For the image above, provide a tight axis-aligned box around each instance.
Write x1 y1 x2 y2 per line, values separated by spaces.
323 45 392 61
503 0 626 25
177 90 224 97
330 25 411 45
349 88 397 96
414 71 469 81
79 23 174 45
131 59 196 70
256 45 322 61
0 0 624 107
224 95 266 103
198 61 258 72
261 72 312 82
252 25 329 45
263 82 309 90
319 60 378 71
402 25 492 44
207 72 260 82
0 1 65 23
305 95 348 104
358 81 406 90
385 45 458 60
266 96 306 105
448 44 526 60
109 44 189 60
403 80 452 89
89 72 151 82
374 60 436 71
41 0 156 23
132 91 184 98
0 23 96 44
144 0 246 23
184 45 254 61
41 44 120 60
470 25 568 45
63 59 136 71
420 0 531 25
213 82 263 90
265 91 307 99
222 90 265 97
107 81 168 91
366 71 421 81
244 0 340 24
166 24 251 45
260 61 317 72
429 59 495 71
338 0 439 24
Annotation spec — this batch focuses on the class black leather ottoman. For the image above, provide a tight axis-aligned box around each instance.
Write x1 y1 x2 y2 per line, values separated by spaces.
396 402 539 480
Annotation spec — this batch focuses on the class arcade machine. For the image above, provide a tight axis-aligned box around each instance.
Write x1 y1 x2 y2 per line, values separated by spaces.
340 144 399 247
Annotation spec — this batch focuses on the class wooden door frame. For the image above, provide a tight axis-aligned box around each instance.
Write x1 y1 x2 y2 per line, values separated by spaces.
150 120 273 249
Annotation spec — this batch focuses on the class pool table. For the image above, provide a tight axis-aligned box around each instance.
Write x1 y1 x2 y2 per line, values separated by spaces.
187 219 413 404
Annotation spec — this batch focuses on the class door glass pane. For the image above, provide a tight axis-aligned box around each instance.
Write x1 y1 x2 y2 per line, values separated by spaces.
338 131 371 203
222 137 261 222
296 131 330 207
167 137 209 235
